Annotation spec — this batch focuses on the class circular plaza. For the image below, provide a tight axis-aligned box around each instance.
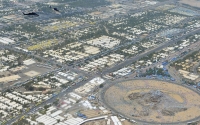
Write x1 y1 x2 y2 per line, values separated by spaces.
101 80 200 124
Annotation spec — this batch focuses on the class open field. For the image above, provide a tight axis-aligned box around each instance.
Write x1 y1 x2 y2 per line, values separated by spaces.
27 39 59 51
103 80 200 124
0 75 21 83
42 21 78 31
82 119 106 125
24 71 40 77
179 0 200 8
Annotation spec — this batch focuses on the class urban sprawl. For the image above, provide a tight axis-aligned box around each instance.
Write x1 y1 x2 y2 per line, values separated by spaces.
0 0 200 125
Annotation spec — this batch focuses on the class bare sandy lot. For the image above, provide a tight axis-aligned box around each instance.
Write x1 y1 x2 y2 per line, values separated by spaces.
0 75 21 83
82 119 106 125
89 11 102 16
179 0 200 8
24 71 40 77
104 80 200 124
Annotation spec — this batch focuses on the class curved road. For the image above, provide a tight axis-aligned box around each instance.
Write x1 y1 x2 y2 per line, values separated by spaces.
99 78 200 125
102 28 200 74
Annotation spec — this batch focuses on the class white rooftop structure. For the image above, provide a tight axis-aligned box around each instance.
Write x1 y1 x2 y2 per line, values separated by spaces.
64 118 84 125
50 110 63 117
0 37 15 44
81 100 96 109
36 115 57 125
111 116 122 125
90 77 105 85
68 92 82 100
23 59 36 65
55 122 67 125
86 36 120 48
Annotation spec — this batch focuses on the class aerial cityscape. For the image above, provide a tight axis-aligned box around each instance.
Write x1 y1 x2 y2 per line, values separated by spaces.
0 0 200 125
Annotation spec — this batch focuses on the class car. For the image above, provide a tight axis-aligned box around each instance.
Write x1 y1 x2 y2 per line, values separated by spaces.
131 120 137 123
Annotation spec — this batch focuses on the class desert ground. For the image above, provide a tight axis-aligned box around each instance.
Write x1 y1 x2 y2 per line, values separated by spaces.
179 0 200 8
104 80 200 123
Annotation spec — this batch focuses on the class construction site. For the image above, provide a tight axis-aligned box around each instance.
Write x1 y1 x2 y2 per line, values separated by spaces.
102 80 200 124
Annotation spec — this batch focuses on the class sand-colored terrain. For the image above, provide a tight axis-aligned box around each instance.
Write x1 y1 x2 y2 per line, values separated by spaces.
24 71 40 77
180 0 200 8
82 119 106 125
104 80 200 123
81 110 103 118
89 11 102 16
0 75 21 83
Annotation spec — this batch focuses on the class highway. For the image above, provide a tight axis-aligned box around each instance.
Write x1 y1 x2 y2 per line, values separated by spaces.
5 76 94 125
5 0 179 65
101 28 200 74
0 0 179 91
2 0 200 124
64 7 200 68
4 27 200 125
0 43 94 98
2 45 89 76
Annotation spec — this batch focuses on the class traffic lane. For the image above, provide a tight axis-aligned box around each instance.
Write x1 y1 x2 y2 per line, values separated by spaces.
102 28 200 74
6 76 93 125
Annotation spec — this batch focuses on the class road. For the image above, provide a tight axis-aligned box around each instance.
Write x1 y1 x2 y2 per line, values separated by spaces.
101 28 200 74
99 77 200 125
71 12 200 72
5 76 94 125
2 0 200 124
0 0 179 90
129 39 200 83
5 27 200 125
11 0 175 48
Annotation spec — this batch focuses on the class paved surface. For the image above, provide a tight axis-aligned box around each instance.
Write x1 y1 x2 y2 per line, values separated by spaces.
2 0 200 124
3 25 200 125
99 78 200 125
4 19 200 125
101 28 200 75
5 76 93 125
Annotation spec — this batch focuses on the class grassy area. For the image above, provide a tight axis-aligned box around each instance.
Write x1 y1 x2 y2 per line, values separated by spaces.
27 39 59 51
39 109 46 115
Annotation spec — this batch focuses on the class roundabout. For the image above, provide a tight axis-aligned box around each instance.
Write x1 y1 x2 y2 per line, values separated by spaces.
101 80 200 124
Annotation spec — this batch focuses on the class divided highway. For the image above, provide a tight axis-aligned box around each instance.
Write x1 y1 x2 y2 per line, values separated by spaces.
2 0 200 124
5 27 200 125
102 28 200 74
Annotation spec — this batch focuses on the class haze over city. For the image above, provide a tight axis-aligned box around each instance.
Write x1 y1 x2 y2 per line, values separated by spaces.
0 0 200 125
